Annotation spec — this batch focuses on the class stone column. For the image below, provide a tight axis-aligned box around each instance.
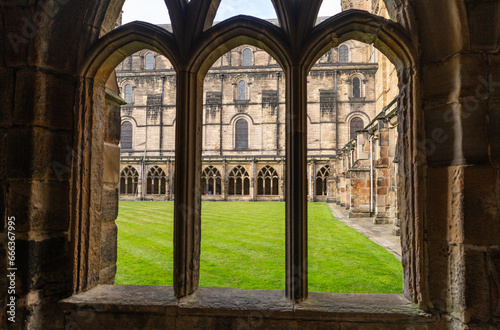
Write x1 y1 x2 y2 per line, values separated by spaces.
222 158 227 200
100 89 126 284
252 158 257 201
285 64 308 302
173 70 202 298
374 119 391 224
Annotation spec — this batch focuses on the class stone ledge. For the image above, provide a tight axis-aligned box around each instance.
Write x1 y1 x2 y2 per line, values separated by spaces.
60 285 435 326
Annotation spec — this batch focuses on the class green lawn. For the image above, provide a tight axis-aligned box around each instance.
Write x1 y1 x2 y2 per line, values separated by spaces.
115 201 402 293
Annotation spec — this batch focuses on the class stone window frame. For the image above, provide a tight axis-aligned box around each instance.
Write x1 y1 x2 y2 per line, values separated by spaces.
123 83 133 104
146 165 167 195
339 44 349 63
315 165 330 196
228 165 250 195
120 120 133 150
234 118 249 150
349 116 365 140
76 2 421 313
349 73 366 99
145 52 155 70
238 79 247 100
242 47 253 66
201 165 222 195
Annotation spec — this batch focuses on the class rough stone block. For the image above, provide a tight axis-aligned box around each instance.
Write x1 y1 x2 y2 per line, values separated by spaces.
426 167 450 241
423 55 488 105
466 1 500 52
7 181 70 233
14 69 75 130
489 100 500 165
100 221 117 270
5 127 72 181
424 101 489 166
414 1 466 62
0 68 15 127
66 311 174 330
103 143 120 184
426 240 452 313
105 102 122 144
463 247 491 323
16 237 71 297
102 186 119 222
462 165 500 245
488 247 500 318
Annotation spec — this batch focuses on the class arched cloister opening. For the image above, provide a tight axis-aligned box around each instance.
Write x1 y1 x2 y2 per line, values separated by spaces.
146 166 167 195
303 9 419 299
75 19 180 288
257 165 279 196
201 166 222 196
198 34 287 290
73 0 422 311
120 166 139 195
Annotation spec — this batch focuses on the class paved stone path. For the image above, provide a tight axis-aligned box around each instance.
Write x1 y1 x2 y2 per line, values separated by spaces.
328 203 402 261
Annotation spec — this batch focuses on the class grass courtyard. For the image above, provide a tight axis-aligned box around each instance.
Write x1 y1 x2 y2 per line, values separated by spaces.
115 201 403 293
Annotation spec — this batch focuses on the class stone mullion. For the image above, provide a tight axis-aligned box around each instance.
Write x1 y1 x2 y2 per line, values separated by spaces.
285 64 308 302
173 70 202 298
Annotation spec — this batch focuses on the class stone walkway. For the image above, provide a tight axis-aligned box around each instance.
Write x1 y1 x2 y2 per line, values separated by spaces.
327 203 402 261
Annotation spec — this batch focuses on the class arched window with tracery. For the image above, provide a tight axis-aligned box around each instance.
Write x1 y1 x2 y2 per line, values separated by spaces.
235 118 248 149
120 166 139 195
353 77 361 98
339 45 349 63
315 165 330 196
145 52 155 70
238 80 247 100
121 121 133 150
257 166 279 196
350 117 364 140
124 84 132 103
201 166 222 195
242 48 252 66
146 166 166 195
228 166 250 195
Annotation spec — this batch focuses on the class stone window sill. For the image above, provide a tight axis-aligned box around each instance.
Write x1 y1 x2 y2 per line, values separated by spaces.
61 285 435 327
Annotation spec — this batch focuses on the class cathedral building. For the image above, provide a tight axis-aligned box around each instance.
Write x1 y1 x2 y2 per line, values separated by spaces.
2 0 499 328
116 23 384 202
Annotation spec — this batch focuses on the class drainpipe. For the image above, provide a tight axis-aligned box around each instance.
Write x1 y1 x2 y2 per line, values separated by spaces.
159 76 165 155
370 135 374 215
276 72 281 156
334 70 338 151
219 74 224 156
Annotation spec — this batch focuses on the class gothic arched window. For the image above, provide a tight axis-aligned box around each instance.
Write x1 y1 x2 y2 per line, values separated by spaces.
235 118 248 149
315 165 330 196
201 166 222 195
120 166 139 195
228 166 250 195
121 121 133 150
146 166 166 195
353 77 361 99
145 52 155 70
238 80 247 100
257 166 279 196
124 84 132 103
350 117 364 140
242 48 252 66
339 45 349 63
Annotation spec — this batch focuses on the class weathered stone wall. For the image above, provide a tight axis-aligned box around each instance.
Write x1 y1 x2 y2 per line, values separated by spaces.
116 40 377 160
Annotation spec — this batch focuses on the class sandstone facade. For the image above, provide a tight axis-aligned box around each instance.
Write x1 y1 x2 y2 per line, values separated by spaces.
116 37 381 202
